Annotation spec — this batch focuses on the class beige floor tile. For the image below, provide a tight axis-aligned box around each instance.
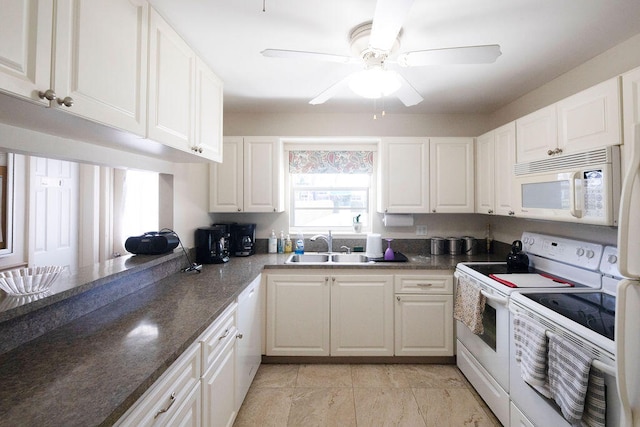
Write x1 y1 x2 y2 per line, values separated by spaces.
412 388 501 427
251 364 299 388
352 364 410 388
296 364 353 388
287 387 356 427
233 387 294 427
400 364 468 388
354 388 427 427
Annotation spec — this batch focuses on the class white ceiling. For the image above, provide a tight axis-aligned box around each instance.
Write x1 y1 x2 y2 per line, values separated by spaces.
149 0 640 115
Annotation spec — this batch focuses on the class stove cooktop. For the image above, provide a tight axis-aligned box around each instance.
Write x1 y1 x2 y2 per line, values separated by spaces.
523 292 615 340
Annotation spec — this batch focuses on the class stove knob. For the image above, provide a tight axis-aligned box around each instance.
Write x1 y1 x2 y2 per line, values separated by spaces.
576 248 585 257
585 249 595 259
608 254 618 264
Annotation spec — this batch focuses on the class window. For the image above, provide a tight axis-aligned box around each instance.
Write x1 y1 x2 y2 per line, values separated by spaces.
288 148 375 233
119 169 159 243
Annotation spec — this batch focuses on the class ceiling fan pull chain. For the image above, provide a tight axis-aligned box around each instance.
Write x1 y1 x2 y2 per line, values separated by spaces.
262 0 266 12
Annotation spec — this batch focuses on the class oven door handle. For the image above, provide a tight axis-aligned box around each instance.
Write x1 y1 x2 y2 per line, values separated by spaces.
480 290 508 306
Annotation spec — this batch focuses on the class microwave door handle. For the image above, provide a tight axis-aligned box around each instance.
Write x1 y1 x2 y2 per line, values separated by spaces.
569 171 583 218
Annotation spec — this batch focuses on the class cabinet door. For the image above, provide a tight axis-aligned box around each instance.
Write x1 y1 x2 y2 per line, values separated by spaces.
236 276 262 411
148 7 195 149
209 137 243 212
53 0 148 135
266 274 330 356
0 0 52 104
378 138 429 213
622 67 640 177
202 336 237 427
475 131 495 214
429 138 475 213
394 294 454 356
516 104 558 163
330 274 394 356
493 122 517 216
557 78 621 154
167 382 202 427
194 58 223 162
243 137 283 212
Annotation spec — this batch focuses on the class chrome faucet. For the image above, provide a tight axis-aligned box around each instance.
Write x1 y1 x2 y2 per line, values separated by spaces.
310 230 332 253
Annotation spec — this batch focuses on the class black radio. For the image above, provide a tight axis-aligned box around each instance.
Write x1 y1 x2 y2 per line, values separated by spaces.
125 231 180 255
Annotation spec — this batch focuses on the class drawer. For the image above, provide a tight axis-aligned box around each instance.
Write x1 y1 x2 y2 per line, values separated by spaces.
394 273 453 294
200 302 238 370
115 343 201 427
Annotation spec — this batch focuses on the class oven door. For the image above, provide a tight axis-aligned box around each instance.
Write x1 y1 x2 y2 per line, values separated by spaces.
509 308 621 427
455 272 511 425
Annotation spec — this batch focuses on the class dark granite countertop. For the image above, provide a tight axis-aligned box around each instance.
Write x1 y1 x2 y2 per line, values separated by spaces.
0 251 505 426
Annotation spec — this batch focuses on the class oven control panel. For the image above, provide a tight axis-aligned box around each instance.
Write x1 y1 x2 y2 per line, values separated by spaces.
600 246 621 278
521 232 604 270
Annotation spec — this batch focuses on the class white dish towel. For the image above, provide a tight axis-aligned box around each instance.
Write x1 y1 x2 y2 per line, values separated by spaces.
548 334 606 427
513 314 550 395
453 275 485 334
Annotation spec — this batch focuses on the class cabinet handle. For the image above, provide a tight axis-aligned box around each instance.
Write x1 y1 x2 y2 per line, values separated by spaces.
416 283 433 287
218 328 230 341
554 148 563 155
56 96 74 107
397 296 401 301
38 89 57 101
236 333 244 339
547 149 555 156
237 208 241 212
508 210 515 216
488 209 494 214
198 147 203 153
432 209 436 213
154 392 176 419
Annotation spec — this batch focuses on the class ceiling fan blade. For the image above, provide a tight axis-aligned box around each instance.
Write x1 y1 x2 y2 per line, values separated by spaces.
309 75 352 105
394 74 423 107
261 49 357 64
398 44 502 67
369 0 414 51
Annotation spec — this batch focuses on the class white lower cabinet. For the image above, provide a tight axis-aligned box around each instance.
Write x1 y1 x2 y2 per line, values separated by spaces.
202 333 237 427
114 343 202 427
235 276 262 409
394 272 454 356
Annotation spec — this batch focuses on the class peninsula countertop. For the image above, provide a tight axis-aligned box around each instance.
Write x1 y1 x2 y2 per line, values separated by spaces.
0 251 504 426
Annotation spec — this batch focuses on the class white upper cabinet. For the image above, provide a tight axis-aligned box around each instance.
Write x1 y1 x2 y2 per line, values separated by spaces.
557 78 621 154
378 138 429 213
147 7 195 150
516 104 558 163
210 137 283 213
194 58 223 162
430 137 475 213
0 0 53 105
475 130 495 214
493 122 517 216
0 0 149 136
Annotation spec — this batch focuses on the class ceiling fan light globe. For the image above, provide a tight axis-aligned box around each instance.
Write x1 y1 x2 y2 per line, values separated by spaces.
348 68 401 99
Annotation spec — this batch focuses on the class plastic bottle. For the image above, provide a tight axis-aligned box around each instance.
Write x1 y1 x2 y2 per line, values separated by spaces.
284 234 292 253
268 229 277 253
295 233 305 254
485 223 493 254
277 230 285 254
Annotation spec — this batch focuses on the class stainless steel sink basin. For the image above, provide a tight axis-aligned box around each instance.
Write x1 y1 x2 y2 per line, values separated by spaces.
284 252 374 265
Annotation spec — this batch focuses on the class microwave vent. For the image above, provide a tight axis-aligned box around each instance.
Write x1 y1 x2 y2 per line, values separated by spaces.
514 147 614 175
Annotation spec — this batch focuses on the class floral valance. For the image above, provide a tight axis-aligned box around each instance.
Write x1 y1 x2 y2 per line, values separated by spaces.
289 150 374 174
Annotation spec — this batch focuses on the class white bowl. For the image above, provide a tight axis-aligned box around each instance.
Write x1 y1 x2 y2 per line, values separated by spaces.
0 266 65 296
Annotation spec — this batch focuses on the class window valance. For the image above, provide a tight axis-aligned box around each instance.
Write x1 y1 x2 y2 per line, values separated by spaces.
288 150 374 174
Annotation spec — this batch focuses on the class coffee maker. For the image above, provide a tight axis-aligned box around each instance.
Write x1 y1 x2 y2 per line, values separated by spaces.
195 225 230 264
230 223 256 256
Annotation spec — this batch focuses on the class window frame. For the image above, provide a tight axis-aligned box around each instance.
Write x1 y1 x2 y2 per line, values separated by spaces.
283 139 379 235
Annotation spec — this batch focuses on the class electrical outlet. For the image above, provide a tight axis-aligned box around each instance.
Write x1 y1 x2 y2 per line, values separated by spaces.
416 225 427 236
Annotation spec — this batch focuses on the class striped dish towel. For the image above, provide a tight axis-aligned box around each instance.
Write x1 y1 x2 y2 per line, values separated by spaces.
581 367 606 427
548 334 597 425
453 275 485 334
513 314 550 394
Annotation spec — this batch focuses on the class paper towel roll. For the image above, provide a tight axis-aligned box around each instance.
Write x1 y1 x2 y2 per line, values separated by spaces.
382 214 414 227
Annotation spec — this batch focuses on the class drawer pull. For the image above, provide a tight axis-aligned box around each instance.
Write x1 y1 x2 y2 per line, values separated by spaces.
236 333 244 339
416 283 433 287
218 328 230 341
154 392 176 419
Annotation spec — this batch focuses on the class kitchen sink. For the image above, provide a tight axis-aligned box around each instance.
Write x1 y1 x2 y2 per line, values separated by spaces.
284 253 374 265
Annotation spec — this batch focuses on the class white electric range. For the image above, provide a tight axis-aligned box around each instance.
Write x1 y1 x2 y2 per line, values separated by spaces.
454 232 609 426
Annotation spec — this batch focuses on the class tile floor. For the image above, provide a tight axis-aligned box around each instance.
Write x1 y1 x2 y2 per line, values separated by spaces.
233 364 502 426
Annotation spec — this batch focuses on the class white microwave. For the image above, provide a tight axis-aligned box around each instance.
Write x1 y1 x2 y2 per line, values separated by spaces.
514 146 621 226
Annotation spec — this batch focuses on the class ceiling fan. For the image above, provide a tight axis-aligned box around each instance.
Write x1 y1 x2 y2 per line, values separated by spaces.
261 0 501 107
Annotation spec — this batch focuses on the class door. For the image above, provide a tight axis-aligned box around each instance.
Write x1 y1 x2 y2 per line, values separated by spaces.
430 137 474 213
516 105 558 163
195 58 223 162
29 157 79 273
209 137 243 212
266 274 330 356
0 0 52 104
395 294 454 356
475 131 495 214
494 122 517 216
202 337 236 427
243 137 282 212
236 276 262 410
330 274 394 356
